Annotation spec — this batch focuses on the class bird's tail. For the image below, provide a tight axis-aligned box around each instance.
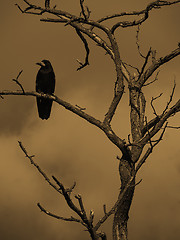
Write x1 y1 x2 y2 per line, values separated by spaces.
36 98 53 120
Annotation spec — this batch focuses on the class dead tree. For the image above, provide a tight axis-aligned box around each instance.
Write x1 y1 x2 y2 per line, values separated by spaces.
1 1 180 240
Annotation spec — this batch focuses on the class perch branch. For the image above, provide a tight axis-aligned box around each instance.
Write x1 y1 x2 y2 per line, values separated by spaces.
0 90 103 129
0 89 129 157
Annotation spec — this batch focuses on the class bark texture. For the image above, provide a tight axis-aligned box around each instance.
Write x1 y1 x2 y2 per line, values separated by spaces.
113 159 135 240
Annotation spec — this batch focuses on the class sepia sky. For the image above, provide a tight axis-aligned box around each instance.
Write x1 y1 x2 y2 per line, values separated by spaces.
0 0 180 239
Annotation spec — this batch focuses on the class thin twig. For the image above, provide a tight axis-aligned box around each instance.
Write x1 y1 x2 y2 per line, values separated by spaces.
12 70 25 93
75 28 90 70
79 0 88 20
150 93 163 116
152 122 168 147
162 80 176 114
167 125 180 129
138 48 152 80
75 194 87 218
140 47 180 86
143 70 160 87
103 204 107 215
18 141 63 194
37 203 86 226
130 178 142 187
123 62 140 74
66 181 76 194
145 116 153 148
136 25 145 58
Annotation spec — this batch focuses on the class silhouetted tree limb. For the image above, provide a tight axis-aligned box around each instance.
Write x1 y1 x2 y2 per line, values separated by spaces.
75 28 90 71
140 47 180 86
18 141 99 239
96 0 180 26
12 70 25 93
37 202 86 226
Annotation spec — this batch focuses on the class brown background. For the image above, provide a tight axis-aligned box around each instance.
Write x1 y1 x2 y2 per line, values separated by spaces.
0 0 180 239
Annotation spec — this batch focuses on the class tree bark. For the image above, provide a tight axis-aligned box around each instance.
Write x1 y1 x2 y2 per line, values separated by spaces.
113 158 135 240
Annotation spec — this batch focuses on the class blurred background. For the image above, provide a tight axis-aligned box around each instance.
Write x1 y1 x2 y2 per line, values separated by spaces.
0 0 180 239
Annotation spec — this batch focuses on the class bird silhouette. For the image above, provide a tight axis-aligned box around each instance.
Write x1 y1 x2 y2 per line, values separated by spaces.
36 60 55 120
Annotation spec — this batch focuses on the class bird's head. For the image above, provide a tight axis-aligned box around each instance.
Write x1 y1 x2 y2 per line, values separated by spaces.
36 60 52 69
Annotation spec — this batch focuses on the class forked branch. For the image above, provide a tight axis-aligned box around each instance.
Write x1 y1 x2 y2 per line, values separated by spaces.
18 141 99 239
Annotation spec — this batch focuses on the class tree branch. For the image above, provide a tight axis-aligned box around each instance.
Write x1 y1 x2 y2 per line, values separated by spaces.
138 48 152 80
162 80 176 114
143 70 159 87
95 0 180 25
79 0 89 20
139 47 180 86
75 28 90 71
18 141 63 195
136 24 146 58
150 93 163 116
140 99 180 145
0 90 103 129
37 202 86 227
12 70 25 93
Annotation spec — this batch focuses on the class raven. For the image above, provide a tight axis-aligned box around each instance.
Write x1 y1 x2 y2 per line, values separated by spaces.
36 60 55 120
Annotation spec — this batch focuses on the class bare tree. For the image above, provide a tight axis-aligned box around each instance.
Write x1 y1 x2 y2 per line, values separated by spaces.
1 1 180 240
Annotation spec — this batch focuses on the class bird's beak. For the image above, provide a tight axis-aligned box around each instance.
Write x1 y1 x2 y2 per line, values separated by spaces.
36 61 46 67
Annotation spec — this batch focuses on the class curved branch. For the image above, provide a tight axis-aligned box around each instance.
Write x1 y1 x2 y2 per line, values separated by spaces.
96 0 180 25
75 28 90 71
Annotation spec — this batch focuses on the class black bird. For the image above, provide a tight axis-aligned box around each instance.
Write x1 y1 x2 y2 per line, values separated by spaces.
36 60 55 120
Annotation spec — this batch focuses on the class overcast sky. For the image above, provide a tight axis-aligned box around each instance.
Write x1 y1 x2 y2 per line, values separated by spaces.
0 1 180 240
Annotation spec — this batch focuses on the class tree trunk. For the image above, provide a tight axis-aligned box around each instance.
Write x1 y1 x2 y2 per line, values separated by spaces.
113 158 135 240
